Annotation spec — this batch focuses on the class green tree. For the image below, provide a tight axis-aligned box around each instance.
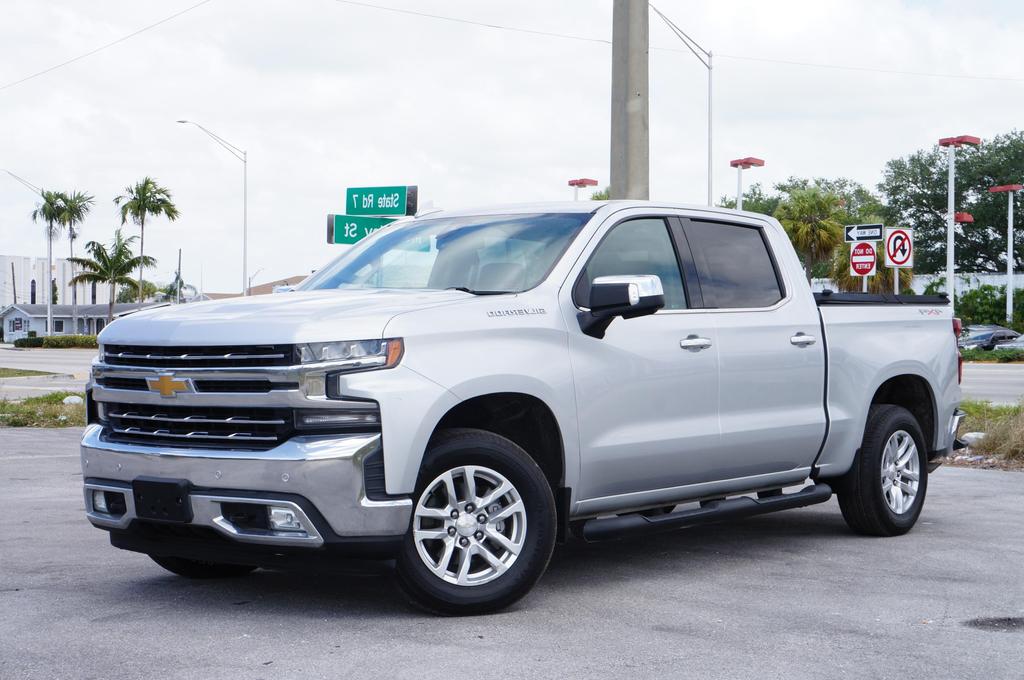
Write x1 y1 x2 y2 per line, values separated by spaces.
717 182 782 215
879 131 1024 275
57 190 94 333
114 177 179 302
69 230 156 324
30 190 64 336
774 187 845 282
590 186 610 200
827 245 913 293
776 177 884 225
116 279 158 303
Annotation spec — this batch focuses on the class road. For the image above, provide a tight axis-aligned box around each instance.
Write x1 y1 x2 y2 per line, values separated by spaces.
2 428 1021 680
2 348 1024 404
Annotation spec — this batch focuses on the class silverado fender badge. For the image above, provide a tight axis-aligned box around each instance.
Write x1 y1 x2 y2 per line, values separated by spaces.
917 308 942 316
486 307 547 318
146 374 195 397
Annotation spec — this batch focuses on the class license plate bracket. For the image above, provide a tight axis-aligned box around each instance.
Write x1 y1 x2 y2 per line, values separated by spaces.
132 477 193 523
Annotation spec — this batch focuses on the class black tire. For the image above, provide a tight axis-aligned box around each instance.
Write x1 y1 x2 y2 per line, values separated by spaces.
834 404 928 536
395 428 557 616
149 555 257 579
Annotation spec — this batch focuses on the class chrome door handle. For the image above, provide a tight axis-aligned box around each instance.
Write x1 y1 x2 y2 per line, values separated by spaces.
680 336 712 350
790 333 816 347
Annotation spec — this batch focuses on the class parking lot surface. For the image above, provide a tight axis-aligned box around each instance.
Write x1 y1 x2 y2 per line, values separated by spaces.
1 427 1022 679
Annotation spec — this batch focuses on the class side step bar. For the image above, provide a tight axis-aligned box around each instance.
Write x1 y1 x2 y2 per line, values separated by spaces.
580 483 833 542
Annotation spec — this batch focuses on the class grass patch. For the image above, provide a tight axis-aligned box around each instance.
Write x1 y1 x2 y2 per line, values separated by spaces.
959 399 1024 462
0 367 55 378
0 391 86 427
961 348 1024 363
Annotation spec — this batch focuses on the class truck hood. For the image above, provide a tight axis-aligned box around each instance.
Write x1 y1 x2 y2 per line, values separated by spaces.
98 289 474 346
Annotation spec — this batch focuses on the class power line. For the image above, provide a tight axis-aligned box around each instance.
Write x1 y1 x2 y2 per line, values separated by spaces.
334 0 1024 84
0 0 216 92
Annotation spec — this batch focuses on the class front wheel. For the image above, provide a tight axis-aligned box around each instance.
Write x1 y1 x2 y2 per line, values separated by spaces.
395 428 557 615
835 404 928 536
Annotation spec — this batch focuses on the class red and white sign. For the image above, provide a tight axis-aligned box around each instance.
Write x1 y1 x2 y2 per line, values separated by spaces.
885 227 914 268
850 242 876 277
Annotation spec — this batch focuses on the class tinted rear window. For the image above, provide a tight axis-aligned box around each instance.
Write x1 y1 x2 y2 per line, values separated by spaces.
684 221 784 308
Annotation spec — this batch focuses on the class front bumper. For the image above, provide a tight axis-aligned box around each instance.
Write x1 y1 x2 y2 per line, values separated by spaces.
81 424 412 551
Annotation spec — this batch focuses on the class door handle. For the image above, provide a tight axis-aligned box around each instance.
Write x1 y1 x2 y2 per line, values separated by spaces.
790 333 816 347
680 335 712 350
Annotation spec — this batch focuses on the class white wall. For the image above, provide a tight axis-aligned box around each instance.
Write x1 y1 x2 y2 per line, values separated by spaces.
0 254 113 308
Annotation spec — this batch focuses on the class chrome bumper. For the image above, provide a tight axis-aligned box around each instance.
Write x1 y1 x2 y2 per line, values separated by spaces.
80 424 412 545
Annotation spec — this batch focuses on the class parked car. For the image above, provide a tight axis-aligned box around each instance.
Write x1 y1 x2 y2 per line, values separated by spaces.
958 325 1019 350
81 202 964 614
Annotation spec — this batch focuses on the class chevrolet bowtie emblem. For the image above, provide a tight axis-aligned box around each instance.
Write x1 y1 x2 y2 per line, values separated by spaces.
146 374 193 397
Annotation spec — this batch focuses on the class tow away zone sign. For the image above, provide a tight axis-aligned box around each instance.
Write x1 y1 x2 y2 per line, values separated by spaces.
850 242 877 277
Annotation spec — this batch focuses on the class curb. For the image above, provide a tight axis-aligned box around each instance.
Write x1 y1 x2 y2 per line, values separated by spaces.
0 373 76 383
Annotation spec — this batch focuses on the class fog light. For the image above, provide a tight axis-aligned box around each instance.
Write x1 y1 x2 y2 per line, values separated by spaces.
268 506 304 532
92 489 109 513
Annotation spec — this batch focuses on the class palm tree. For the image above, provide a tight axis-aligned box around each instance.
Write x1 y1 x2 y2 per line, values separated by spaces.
774 187 845 283
68 229 156 325
31 190 64 336
114 177 179 302
58 190 94 333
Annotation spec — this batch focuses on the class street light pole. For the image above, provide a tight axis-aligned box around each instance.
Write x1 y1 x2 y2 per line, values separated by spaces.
650 5 713 206
177 120 249 296
938 135 980 313
729 157 765 211
989 184 1023 323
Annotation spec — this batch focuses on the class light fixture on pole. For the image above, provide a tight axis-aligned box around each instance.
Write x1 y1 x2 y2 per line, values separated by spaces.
729 157 765 211
247 267 265 296
177 120 249 296
989 184 1023 322
649 5 713 206
938 135 980 311
568 178 598 201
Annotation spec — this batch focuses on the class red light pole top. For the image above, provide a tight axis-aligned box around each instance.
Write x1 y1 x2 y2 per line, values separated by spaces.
938 135 981 148
989 184 1024 193
954 212 974 223
567 178 599 188
729 157 765 169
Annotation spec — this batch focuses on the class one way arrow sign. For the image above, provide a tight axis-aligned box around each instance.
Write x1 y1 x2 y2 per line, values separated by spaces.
845 223 884 243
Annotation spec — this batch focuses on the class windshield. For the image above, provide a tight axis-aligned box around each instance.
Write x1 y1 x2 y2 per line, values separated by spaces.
300 212 590 293
962 331 993 342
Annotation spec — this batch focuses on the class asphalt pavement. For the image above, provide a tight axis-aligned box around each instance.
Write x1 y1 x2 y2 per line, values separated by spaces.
1 427 1021 679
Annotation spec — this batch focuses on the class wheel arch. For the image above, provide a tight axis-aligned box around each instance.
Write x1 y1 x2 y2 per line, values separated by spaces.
870 373 937 451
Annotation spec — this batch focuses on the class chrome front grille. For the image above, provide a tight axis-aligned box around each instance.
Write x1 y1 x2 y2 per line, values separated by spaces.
95 376 298 394
101 402 293 451
102 344 296 369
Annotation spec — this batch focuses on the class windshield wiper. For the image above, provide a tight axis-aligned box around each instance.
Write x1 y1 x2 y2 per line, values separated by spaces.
446 287 512 296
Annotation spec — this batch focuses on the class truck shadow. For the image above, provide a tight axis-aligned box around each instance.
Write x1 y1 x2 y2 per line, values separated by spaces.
112 505 851 620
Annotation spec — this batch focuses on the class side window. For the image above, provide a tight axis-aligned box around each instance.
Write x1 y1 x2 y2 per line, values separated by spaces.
576 218 687 310
684 221 783 309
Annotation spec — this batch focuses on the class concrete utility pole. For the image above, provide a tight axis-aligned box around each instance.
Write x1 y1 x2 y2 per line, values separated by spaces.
610 0 649 200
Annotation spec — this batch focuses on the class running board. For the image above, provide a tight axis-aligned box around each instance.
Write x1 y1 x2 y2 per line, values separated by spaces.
580 483 833 542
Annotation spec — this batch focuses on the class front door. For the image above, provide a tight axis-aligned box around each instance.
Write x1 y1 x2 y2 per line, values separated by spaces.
566 215 721 505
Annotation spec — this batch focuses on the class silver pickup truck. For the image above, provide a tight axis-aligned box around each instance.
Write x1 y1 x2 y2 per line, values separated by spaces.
81 201 964 614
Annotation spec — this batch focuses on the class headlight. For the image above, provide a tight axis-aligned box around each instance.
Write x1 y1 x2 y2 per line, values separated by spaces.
297 338 403 371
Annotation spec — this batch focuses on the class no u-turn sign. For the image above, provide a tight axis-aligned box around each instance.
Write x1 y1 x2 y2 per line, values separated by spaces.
885 228 914 268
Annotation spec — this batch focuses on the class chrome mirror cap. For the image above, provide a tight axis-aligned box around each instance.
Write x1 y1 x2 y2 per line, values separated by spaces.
592 275 664 306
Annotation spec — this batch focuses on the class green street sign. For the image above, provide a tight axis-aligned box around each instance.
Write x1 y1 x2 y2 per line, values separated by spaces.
346 185 418 216
328 214 397 245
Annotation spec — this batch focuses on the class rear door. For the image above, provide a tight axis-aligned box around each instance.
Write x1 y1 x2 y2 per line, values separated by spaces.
680 217 827 478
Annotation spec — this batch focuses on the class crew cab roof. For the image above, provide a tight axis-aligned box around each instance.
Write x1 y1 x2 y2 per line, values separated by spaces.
416 200 770 220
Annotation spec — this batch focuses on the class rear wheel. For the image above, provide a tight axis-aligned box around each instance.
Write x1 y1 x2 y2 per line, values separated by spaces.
149 555 257 579
835 404 928 536
395 428 556 615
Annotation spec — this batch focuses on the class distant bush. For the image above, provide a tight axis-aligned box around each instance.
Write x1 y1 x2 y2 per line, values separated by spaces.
41 334 98 349
27 330 37 338
961 348 1024 363
13 337 44 348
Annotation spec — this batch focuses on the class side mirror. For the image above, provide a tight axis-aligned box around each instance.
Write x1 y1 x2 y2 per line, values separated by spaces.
578 275 665 338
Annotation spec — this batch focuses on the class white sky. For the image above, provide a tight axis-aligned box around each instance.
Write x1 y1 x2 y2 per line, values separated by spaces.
1 0 1022 294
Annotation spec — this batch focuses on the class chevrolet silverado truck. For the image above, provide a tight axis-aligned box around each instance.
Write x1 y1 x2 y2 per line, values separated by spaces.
81 201 964 614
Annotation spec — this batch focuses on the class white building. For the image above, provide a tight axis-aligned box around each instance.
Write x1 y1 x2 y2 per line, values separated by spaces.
0 254 113 309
